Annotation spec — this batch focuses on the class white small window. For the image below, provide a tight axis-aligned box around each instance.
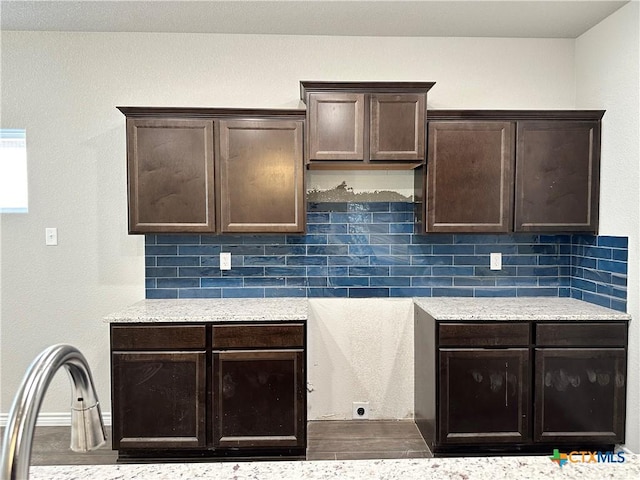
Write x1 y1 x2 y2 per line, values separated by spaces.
0 129 28 213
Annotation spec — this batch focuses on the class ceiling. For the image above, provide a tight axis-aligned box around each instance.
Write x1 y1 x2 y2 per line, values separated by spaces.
0 1 629 38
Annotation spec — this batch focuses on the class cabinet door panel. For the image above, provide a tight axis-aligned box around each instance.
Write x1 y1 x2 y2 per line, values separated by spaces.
439 348 529 444
218 120 304 232
370 94 425 161
213 350 305 448
427 121 514 232
127 118 215 233
308 93 364 161
112 351 206 449
535 348 626 443
515 121 600 232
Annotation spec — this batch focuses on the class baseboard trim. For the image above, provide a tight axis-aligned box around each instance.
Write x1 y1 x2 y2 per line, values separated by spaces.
0 411 112 427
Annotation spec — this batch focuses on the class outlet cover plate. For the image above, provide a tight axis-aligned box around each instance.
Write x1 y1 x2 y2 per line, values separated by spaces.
220 252 231 270
490 252 502 270
352 401 370 420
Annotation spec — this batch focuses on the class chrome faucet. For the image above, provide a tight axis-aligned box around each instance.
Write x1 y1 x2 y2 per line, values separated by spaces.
1 344 106 480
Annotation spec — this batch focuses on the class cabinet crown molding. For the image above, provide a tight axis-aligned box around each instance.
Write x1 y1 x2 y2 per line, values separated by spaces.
427 110 605 121
117 106 305 120
300 81 436 102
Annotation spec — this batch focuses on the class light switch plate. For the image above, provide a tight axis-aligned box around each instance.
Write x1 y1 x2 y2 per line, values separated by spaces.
220 252 231 270
490 252 502 270
45 227 58 246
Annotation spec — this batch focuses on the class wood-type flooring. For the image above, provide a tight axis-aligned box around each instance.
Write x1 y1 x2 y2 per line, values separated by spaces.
3 420 430 466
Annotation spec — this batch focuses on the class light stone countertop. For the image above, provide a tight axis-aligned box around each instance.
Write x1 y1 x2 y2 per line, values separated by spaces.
94 296 633 480
104 297 630 323
29 454 640 479
414 297 631 321
104 298 309 323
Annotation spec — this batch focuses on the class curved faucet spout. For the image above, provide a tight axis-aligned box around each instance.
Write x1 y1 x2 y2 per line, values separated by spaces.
0 345 106 480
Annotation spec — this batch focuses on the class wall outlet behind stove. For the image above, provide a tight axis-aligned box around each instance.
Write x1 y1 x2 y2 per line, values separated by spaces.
352 401 370 420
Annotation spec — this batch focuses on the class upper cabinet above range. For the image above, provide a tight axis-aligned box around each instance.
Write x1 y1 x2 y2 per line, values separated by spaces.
118 107 306 235
300 81 435 169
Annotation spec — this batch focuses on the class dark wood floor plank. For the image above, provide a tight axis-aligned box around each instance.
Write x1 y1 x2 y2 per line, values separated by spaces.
308 450 432 460
29 425 118 466
306 437 429 453
306 420 431 459
4 420 431 465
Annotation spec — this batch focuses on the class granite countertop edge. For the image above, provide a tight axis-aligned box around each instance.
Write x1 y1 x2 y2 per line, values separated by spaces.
103 297 630 323
29 454 640 480
413 297 631 322
104 298 310 323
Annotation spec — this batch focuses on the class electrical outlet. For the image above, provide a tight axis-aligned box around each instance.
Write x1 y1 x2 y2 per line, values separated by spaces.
490 252 502 270
352 401 369 420
220 252 231 270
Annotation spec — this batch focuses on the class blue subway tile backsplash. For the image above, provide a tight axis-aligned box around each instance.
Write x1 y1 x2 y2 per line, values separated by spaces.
145 202 628 311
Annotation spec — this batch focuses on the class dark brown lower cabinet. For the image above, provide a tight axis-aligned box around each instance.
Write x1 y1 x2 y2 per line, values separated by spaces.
110 322 306 460
439 348 529 444
535 348 626 444
112 351 207 450
213 350 305 448
415 312 628 455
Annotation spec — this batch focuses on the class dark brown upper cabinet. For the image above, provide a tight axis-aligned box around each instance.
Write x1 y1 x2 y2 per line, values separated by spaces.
125 117 215 234
419 110 604 234
217 119 304 233
427 121 514 232
118 107 306 235
307 92 365 161
301 81 434 169
515 120 601 232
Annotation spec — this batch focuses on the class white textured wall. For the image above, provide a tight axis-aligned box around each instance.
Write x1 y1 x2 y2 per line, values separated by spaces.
307 299 414 420
576 1 640 452
1 32 576 419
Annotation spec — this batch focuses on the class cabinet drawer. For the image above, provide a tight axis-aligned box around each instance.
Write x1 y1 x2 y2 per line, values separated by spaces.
536 322 627 347
111 325 206 350
213 324 304 349
438 322 530 347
